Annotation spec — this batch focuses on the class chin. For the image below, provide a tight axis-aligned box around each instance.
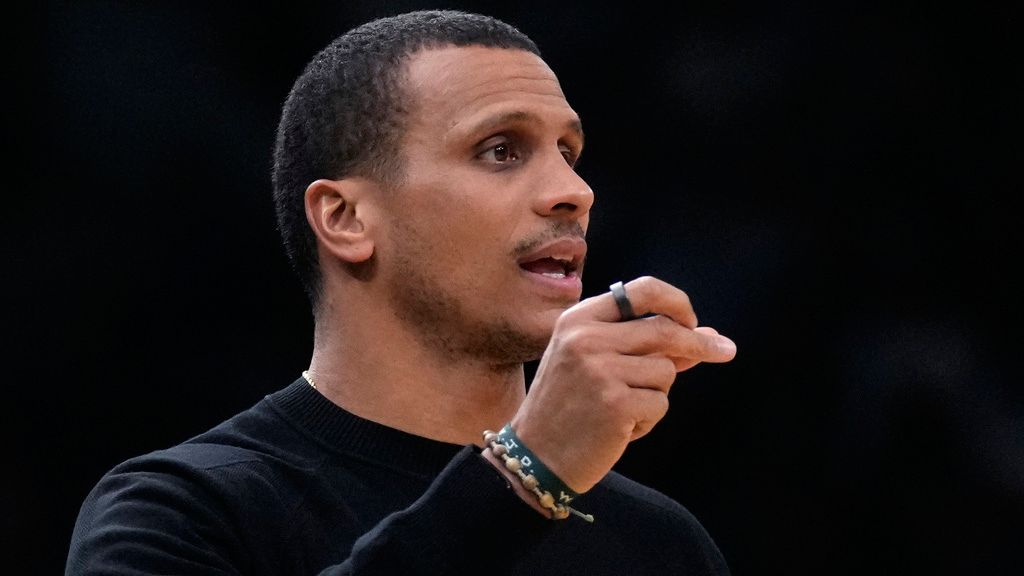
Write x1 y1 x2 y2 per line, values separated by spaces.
519 313 562 356
528 305 564 332
474 315 556 365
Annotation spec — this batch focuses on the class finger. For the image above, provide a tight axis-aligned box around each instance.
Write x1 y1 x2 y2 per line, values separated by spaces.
673 358 701 372
565 276 698 328
588 315 737 363
608 354 678 394
694 326 736 362
627 387 670 441
667 327 733 366
673 327 722 370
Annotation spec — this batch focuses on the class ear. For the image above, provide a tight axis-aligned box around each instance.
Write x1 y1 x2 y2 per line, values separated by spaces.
304 178 377 264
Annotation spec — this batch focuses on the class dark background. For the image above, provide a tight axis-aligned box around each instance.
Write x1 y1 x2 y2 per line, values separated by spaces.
8 1 1020 574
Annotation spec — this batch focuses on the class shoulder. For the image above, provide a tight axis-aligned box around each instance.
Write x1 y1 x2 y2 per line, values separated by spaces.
67 411 306 574
85 389 322 516
75 425 293 530
99 440 282 499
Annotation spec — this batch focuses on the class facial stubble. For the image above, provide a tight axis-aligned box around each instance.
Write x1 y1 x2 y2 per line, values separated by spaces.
387 219 553 367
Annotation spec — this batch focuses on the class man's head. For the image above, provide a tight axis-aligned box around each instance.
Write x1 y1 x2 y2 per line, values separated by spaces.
273 10 540 307
273 10 593 364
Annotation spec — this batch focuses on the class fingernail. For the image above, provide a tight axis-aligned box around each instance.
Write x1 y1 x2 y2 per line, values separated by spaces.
717 336 736 356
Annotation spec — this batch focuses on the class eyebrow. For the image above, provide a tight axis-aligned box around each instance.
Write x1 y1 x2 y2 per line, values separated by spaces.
463 110 585 146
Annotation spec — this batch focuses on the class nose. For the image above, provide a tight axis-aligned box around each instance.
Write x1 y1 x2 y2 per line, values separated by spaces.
531 154 595 220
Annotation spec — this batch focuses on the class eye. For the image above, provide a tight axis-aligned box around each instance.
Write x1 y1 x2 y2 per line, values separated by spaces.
560 144 579 167
478 140 521 164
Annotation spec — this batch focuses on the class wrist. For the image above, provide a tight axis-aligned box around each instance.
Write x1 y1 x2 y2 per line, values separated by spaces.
482 446 552 518
482 426 594 522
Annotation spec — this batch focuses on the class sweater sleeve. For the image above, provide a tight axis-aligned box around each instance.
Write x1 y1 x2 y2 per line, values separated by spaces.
66 446 553 576
319 446 554 575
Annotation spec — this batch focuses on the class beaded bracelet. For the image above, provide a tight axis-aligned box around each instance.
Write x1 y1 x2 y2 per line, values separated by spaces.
482 425 594 523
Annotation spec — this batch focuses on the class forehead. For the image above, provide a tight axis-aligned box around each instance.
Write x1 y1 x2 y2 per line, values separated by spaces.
402 45 577 138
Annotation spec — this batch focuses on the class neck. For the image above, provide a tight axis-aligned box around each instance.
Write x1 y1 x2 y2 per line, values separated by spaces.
307 294 527 447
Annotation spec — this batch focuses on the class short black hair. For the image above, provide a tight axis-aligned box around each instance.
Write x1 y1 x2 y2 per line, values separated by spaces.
271 10 540 309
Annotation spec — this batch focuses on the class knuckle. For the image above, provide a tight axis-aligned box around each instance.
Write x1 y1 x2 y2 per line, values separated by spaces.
598 385 626 411
653 393 670 419
631 275 659 298
553 308 580 330
657 359 678 387
654 316 677 342
559 327 593 357
679 290 692 309
577 355 605 381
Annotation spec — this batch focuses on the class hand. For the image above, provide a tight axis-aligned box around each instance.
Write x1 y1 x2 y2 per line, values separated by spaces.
510 276 736 494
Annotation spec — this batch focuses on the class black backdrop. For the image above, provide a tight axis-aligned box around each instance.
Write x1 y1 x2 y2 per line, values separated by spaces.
8 2 1020 574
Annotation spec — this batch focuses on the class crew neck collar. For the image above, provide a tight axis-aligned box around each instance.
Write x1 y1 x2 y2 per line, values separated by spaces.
268 377 467 479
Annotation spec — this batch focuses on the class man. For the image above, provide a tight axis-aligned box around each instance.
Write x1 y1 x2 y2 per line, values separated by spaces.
67 10 736 575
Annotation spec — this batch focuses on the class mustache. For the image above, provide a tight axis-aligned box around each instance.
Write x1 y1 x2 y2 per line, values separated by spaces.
511 221 587 259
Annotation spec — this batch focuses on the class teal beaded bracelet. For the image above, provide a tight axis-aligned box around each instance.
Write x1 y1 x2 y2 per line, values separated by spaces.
482 425 594 523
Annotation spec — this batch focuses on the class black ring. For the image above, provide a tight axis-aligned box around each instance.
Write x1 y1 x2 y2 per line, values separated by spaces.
609 281 637 321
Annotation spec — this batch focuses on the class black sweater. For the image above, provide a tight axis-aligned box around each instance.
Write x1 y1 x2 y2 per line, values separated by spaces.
66 377 730 575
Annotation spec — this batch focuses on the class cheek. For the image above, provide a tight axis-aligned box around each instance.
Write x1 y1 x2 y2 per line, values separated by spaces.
437 195 520 239
389 205 501 274
442 216 513 268
390 174 526 268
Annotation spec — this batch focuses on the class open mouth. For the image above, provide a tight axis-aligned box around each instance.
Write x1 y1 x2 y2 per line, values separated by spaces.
518 256 579 279
515 237 586 282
